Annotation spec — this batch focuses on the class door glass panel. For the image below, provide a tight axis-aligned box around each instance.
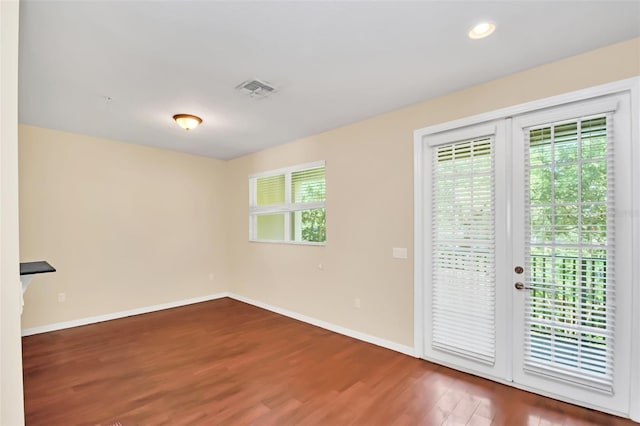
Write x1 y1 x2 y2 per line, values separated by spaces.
256 213 285 240
430 137 496 364
524 115 614 392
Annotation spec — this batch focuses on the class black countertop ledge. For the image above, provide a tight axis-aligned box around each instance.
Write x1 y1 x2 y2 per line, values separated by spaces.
20 261 56 276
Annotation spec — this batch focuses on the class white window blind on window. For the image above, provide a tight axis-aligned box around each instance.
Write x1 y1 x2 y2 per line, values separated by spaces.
431 137 496 364
291 167 325 204
256 174 285 207
523 113 615 393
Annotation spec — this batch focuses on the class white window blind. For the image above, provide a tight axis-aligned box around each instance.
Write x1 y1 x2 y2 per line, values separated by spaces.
523 114 615 393
431 137 496 364
292 167 325 203
249 161 326 244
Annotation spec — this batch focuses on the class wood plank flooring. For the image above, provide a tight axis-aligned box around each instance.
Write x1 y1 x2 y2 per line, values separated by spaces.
22 298 635 425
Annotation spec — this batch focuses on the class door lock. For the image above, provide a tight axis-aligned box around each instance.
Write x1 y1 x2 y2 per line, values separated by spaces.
514 266 524 274
514 282 531 291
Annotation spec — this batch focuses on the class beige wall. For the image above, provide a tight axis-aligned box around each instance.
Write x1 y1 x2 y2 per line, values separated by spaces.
17 38 640 346
1 0 25 424
19 126 230 329
227 37 640 347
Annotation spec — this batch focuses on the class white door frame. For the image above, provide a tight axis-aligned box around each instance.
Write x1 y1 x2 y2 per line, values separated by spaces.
413 77 640 421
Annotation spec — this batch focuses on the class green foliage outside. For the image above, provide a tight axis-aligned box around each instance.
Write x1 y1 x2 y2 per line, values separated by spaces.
300 208 326 242
297 177 326 242
528 117 610 373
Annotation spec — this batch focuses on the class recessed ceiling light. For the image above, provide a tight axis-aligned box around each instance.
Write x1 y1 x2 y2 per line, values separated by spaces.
468 22 496 39
173 114 202 131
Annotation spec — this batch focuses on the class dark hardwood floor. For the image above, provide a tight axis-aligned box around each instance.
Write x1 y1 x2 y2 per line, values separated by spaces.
22 298 635 425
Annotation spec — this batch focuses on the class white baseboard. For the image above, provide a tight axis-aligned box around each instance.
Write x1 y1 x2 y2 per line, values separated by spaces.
227 293 416 357
21 291 416 359
21 292 230 336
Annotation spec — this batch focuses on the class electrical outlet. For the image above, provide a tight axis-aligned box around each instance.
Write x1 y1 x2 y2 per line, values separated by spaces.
354 298 361 309
57 293 66 303
208 272 214 281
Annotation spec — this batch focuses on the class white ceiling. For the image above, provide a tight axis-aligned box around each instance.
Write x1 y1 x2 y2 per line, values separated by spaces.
18 1 640 160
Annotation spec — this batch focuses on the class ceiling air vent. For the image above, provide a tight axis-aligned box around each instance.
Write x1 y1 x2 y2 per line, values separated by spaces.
235 78 277 99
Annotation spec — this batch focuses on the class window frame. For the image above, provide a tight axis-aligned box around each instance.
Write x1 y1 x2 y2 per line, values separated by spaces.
249 160 326 245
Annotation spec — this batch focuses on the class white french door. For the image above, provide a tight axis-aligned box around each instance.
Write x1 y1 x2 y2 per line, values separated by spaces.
422 120 509 381
420 91 633 416
510 95 632 413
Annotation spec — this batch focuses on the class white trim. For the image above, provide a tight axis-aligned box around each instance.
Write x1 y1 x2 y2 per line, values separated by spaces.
20 291 415 359
248 160 325 179
503 117 515 383
513 98 618 130
21 292 230 336
228 293 416 357
425 123 497 147
284 171 292 241
413 131 425 359
250 200 326 215
628 78 640 423
414 77 638 138
249 177 257 240
248 239 326 246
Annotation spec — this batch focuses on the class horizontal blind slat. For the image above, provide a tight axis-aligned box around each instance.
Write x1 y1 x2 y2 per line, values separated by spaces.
431 136 496 365
523 113 615 393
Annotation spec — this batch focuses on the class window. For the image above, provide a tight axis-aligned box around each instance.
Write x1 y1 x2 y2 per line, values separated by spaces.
249 161 326 244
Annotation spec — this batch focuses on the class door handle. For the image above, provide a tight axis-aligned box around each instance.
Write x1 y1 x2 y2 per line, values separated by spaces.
514 282 531 291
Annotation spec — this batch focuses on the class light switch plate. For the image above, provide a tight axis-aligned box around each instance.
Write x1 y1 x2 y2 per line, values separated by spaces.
392 247 408 259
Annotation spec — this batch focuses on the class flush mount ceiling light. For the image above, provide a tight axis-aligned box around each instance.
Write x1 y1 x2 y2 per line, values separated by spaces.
468 22 496 39
173 114 202 131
